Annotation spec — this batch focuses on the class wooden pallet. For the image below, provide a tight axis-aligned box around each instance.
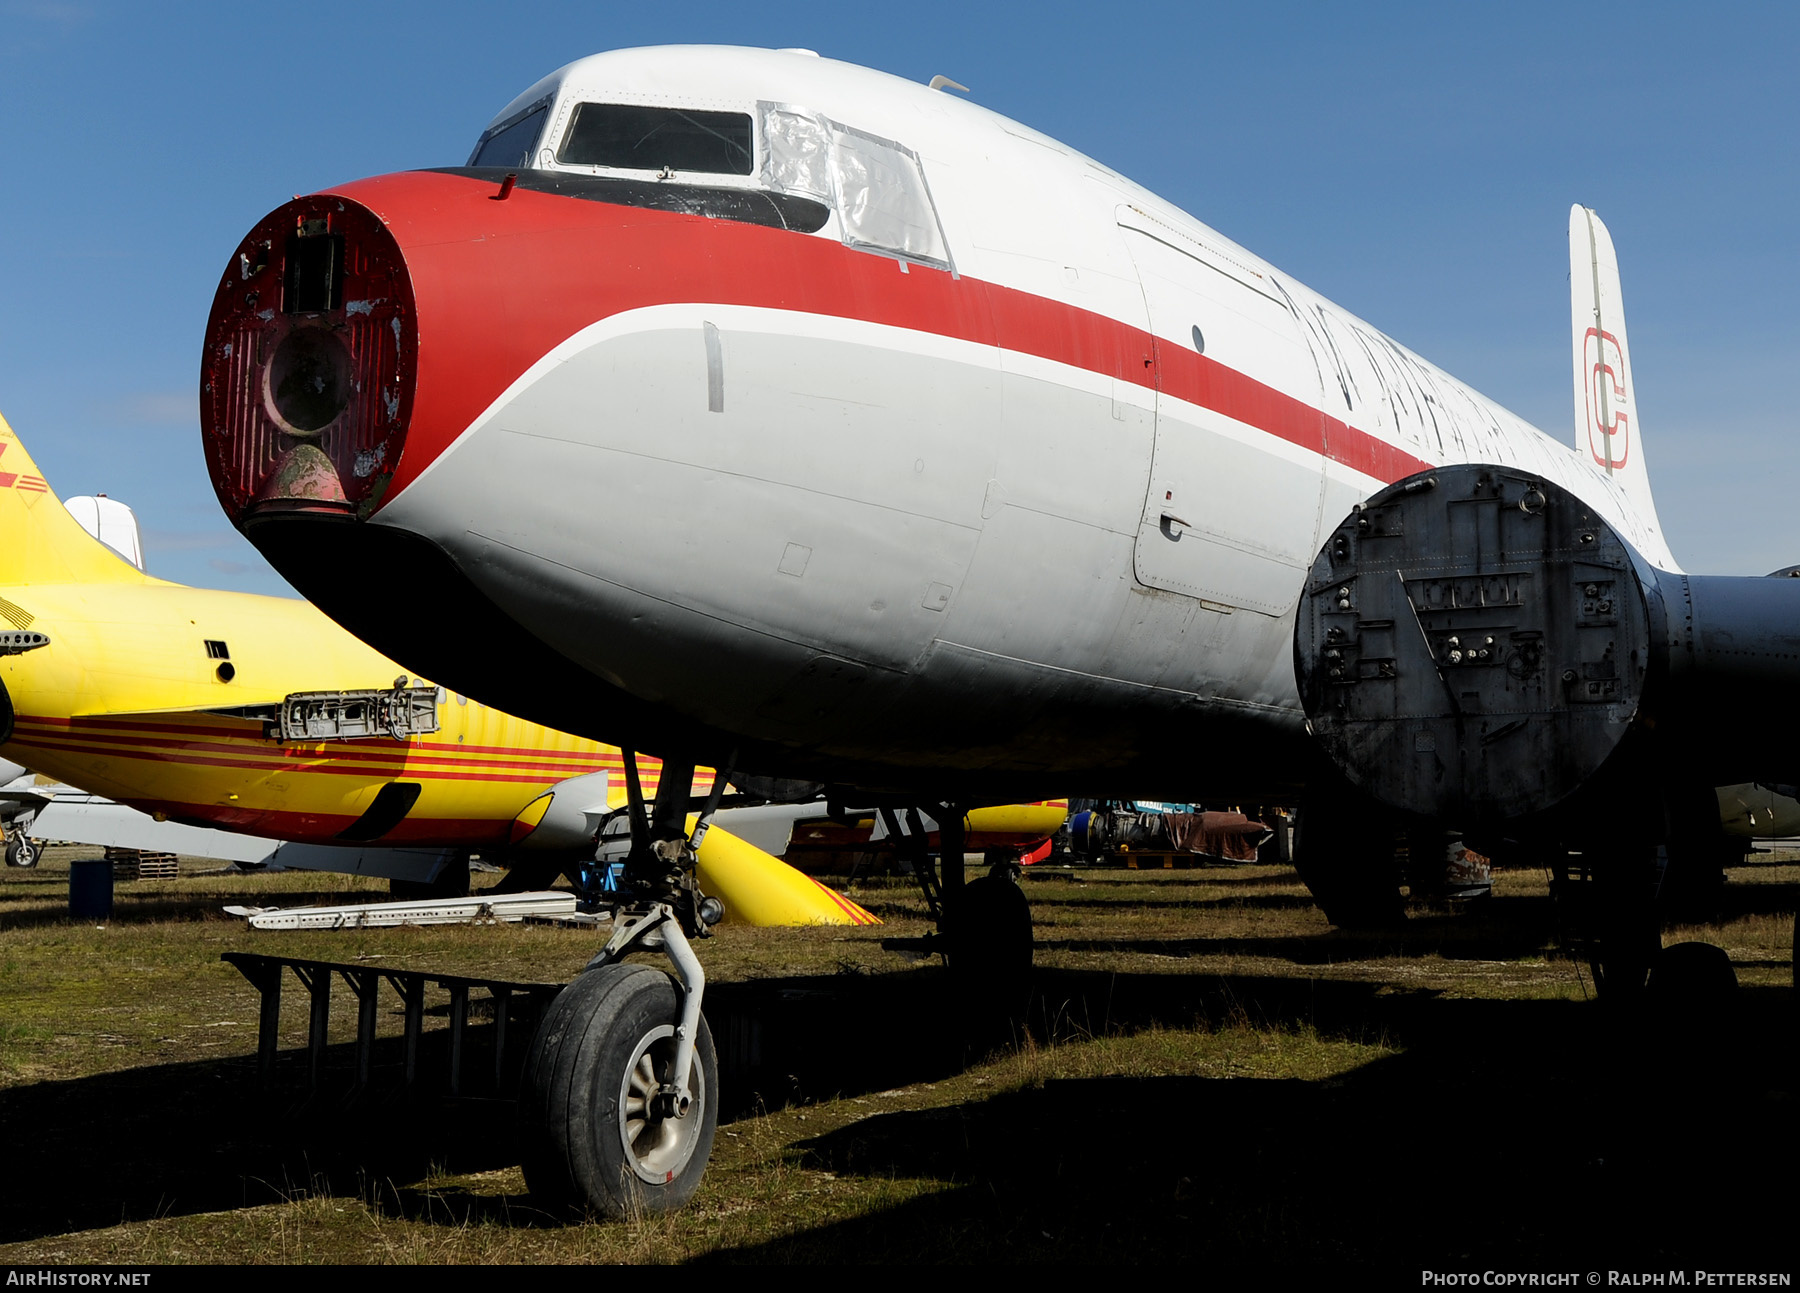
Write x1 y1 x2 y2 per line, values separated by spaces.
106 848 179 880
1117 850 1240 870
1121 850 1179 870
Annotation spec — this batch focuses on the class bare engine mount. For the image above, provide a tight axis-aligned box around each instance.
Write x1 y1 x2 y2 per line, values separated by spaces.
1294 464 1800 835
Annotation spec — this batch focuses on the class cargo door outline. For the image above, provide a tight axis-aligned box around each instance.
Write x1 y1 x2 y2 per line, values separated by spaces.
1118 207 1326 616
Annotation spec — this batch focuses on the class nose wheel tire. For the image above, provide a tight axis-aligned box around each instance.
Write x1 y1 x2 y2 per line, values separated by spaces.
519 962 718 1219
5 835 39 868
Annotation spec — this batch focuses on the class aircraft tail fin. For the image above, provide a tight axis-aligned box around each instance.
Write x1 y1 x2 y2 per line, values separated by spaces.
1569 205 1672 557
0 411 154 588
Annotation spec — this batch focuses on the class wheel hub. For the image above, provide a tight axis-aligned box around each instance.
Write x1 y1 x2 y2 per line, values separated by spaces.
618 1024 705 1184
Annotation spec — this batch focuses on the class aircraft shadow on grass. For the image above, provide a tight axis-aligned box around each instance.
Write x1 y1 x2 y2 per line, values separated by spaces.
1033 875 1799 966
1 935 1793 1261
695 982 1797 1266
1031 905 1561 966
1026 892 1326 914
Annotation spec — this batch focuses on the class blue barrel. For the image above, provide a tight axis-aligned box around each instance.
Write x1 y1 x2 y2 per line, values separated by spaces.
69 858 113 920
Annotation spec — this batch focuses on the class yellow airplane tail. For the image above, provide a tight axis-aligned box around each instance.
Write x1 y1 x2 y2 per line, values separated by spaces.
0 411 152 587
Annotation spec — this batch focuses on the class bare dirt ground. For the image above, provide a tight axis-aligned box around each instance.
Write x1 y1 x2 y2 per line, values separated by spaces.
0 847 1793 1267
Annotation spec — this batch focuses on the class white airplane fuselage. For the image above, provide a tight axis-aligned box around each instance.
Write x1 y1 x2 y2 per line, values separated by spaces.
202 47 1671 800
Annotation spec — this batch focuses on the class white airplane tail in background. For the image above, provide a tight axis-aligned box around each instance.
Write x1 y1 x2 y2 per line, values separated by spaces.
1570 204 1674 566
63 495 145 571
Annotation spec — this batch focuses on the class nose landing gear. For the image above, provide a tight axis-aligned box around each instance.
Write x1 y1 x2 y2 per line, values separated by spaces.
517 751 726 1219
519 957 718 1217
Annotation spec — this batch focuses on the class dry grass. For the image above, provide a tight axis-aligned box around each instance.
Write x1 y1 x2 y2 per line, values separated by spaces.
0 845 1793 1266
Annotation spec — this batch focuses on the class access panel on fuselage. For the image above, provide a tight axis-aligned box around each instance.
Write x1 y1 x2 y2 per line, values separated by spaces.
1120 212 1327 617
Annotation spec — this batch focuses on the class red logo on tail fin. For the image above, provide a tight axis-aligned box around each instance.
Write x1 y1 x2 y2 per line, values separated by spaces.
1583 327 1630 470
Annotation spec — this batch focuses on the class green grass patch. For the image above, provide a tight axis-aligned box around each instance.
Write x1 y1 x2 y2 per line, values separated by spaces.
0 845 1792 1265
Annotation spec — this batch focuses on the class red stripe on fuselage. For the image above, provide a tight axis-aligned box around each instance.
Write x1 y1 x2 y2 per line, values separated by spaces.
121 799 513 845
3 732 589 785
9 718 601 777
323 171 1429 506
15 712 598 760
10 728 601 778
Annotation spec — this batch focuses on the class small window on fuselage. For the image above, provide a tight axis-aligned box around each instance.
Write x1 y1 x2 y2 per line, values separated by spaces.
558 104 753 176
471 104 549 168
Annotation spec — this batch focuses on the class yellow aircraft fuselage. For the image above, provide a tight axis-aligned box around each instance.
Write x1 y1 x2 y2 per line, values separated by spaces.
0 415 661 847
0 590 617 843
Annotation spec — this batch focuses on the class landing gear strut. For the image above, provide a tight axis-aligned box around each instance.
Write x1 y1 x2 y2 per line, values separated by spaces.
878 802 1034 1018
1553 847 1740 1005
518 750 727 1218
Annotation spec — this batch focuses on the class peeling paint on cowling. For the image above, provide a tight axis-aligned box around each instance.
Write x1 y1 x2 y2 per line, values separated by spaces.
352 443 387 479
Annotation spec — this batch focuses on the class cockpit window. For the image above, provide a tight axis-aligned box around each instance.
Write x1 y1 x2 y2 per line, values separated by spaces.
760 104 952 271
558 104 754 176
469 102 549 169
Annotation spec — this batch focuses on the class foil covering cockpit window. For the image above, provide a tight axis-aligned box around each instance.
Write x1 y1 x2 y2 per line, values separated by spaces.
761 108 833 202
759 103 953 272
469 99 550 169
557 103 754 176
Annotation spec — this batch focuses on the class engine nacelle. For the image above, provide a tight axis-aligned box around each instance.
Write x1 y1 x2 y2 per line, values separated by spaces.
1295 464 1800 834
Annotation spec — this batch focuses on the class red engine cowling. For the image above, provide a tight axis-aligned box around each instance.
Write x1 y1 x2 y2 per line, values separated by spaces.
201 196 416 520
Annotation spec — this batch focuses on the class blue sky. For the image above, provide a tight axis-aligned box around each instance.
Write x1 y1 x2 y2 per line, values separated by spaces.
1 1 1794 588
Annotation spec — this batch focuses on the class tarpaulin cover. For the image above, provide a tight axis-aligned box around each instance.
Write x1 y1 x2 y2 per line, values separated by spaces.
1161 811 1271 861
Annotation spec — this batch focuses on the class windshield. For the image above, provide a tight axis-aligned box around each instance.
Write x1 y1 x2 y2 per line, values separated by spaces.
558 104 753 175
470 103 549 169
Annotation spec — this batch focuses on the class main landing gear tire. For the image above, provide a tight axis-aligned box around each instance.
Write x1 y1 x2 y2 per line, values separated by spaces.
1646 941 1738 1007
519 962 718 1220
5 835 39 868
951 874 1033 981
950 874 1034 1035
1291 777 1404 929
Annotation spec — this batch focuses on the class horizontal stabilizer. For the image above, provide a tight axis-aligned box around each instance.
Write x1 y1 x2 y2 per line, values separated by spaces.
266 842 462 883
32 792 281 864
20 790 463 882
